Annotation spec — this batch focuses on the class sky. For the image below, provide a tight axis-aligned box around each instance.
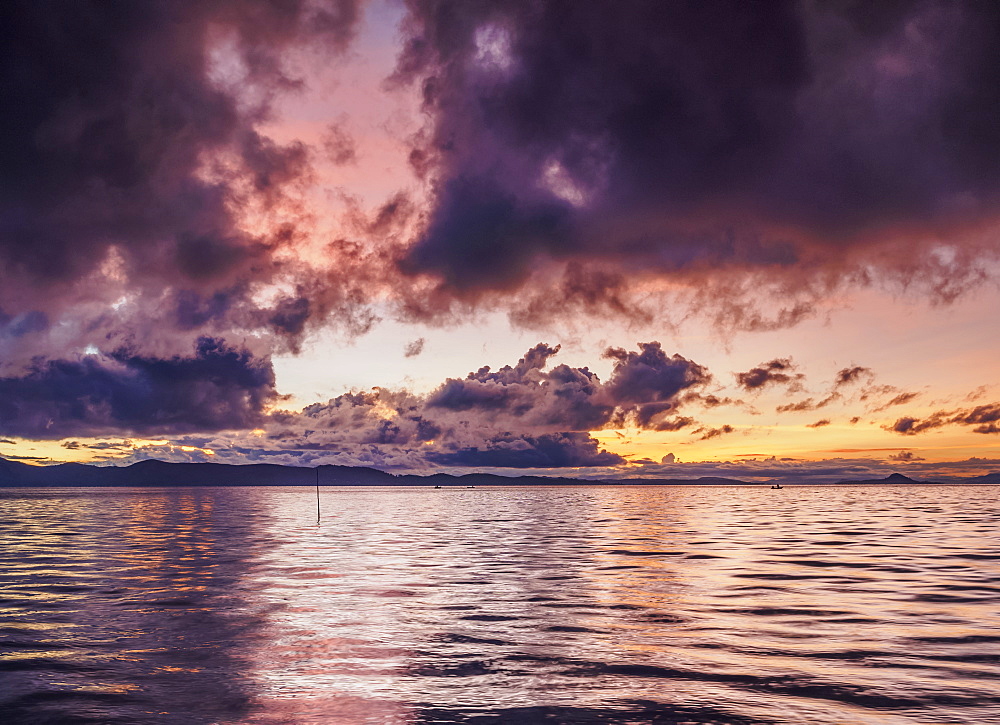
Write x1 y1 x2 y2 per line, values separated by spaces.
1 0 998 483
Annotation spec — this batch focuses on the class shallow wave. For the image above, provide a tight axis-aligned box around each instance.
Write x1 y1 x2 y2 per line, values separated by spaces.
2 485 1000 723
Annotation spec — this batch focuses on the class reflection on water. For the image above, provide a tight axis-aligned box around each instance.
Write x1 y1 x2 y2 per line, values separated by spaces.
2 485 1000 724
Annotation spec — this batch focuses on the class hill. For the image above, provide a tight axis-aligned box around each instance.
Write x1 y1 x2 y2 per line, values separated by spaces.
0 458 752 487
963 471 1000 484
832 473 942 485
3 459 993 487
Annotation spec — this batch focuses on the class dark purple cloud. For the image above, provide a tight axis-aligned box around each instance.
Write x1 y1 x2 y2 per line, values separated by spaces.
0 0 364 364
392 0 1000 318
888 416 941 435
425 341 708 432
426 432 624 468
888 403 1000 435
693 425 735 441
603 342 711 424
959 404 1000 434
76 440 137 451
251 341 709 469
735 358 803 391
4 1 997 458
835 366 874 387
653 417 695 433
683 393 745 409
0 337 276 439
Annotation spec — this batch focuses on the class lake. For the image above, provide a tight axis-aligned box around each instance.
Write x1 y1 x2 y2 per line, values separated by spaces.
2 485 1000 723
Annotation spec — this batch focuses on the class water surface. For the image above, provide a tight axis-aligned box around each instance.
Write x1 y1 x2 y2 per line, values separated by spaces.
2 485 1000 723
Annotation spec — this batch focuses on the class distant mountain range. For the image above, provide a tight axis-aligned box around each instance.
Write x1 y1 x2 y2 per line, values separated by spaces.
834 472 1000 485
1 458 996 487
0 457 747 487
834 473 926 485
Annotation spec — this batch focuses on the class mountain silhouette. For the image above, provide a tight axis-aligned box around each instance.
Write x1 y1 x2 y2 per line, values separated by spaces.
833 473 938 485
0 458 754 487
1 458 986 487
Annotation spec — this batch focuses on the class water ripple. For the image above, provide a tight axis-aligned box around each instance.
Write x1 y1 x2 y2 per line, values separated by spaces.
2 485 1000 723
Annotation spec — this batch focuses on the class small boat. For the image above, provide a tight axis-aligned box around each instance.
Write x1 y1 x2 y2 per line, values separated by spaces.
434 485 441 489
771 484 783 489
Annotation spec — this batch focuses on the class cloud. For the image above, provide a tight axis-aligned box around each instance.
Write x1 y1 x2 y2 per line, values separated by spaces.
966 385 991 402
806 419 831 428
424 341 708 432
956 404 1000 432
603 342 711 426
84 440 138 451
887 416 942 435
888 450 925 461
770 365 916 418
835 366 874 387
872 391 920 412
0 0 368 369
653 416 695 432
229 341 710 470
5 1 997 461
0 337 276 439
323 119 358 165
426 431 624 468
776 394 839 413
693 425 735 441
735 358 803 391
683 393 745 409
391 0 1000 323
403 338 426 357
887 403 1000 435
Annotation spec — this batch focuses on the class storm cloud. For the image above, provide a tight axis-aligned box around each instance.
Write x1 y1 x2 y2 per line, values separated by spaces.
393 0 1000 320
0 0 365 369
6 1 1000 347
0 337 276 438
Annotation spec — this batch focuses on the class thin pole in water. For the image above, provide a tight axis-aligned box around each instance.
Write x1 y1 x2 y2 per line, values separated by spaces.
315 466 321 523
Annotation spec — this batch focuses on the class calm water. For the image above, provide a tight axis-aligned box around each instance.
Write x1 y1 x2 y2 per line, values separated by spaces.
2 485 1000 724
